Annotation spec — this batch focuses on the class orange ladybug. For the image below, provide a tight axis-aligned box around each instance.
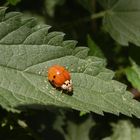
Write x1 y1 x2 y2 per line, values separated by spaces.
48 65 73 92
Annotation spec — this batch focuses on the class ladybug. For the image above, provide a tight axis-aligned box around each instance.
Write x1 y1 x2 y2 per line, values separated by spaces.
48 65 73 92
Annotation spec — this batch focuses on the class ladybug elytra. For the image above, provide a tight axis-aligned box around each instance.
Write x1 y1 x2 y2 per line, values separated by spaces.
48 65 73 92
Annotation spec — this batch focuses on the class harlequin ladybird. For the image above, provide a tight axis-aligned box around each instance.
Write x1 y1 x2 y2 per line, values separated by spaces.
48 65 73 92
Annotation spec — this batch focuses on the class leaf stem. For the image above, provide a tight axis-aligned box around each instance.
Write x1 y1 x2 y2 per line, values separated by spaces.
76 11 106 23
56 11 106 28
91 11 106 19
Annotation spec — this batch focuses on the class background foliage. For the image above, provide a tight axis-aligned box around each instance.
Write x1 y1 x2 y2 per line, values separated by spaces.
0 0 140 139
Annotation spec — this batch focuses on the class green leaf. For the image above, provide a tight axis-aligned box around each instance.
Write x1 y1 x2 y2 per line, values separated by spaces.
103 120 140 140
7 0 21 5
53 116 94 140
77 0 94 12
125 59 140 91
99 0 140 46
1 7 140 117
45 0 66 17
87 35 104 58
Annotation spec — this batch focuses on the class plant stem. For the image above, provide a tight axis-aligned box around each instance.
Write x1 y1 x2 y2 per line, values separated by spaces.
77 11 106 23
91 11 106 19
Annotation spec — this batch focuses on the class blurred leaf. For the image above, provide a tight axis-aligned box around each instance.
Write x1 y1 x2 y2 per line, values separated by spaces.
99 0 140 46
53 114 66 135
87 35 104 58
1 8 140 117
77 0 94 12
103 120 140 140
125 59 140 91
7 0 21 5
54 116 94 140
98 0 118 9
45 0 65 17
79 111 87 116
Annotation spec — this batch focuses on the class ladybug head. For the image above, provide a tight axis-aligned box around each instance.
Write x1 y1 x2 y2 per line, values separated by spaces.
61 80 73 92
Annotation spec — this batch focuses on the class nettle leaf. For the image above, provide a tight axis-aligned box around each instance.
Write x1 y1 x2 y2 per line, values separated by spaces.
7 0 21 6
125 59 140 91
53 116 94 140
99 0 140 46
103 120 140 140
87 35 104 58
1 8 140 117
45 0 66 17
77 0 94 12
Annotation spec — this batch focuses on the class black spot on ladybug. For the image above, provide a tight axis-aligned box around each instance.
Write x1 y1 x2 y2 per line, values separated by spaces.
53 75 56 79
